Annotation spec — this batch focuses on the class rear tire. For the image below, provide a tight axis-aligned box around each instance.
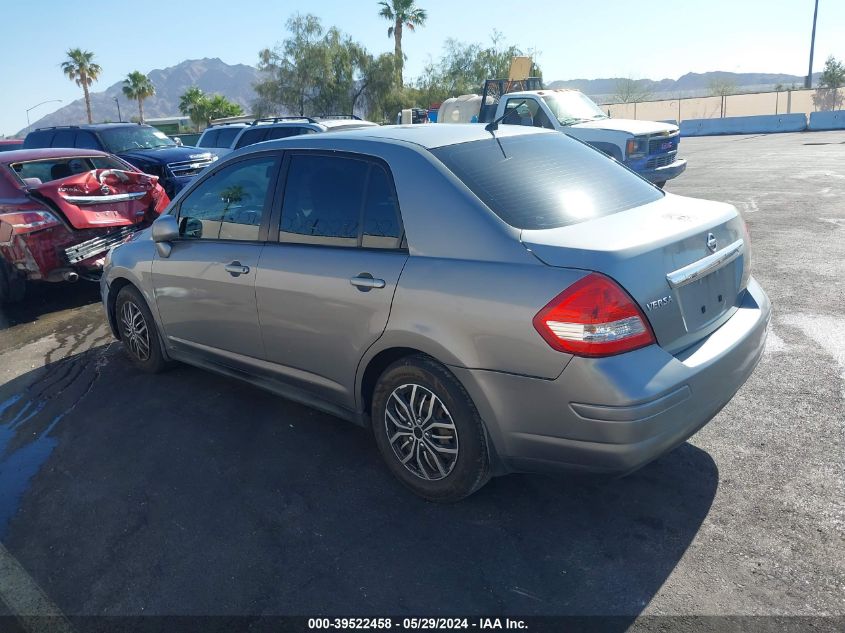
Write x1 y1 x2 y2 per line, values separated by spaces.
371 354 491 502
0 260 25 305
115 285 168 374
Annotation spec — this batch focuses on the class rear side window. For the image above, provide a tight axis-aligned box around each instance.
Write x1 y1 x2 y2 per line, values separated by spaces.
23 130 54 148
362 166 402 248
431 133 662 230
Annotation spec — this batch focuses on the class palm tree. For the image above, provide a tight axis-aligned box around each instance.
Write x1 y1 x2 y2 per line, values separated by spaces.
122 71 155 123
179 86 206 131
61 49 102 124
377 0 427 87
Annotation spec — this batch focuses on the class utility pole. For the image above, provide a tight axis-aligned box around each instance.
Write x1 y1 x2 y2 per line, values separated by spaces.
805 0 819 89
114 97 122 122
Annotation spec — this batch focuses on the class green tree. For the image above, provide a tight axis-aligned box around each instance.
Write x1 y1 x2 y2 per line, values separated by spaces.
255 14 329 116
814 55 845 111
414 33 539 107
122 71 155 123
179 86 207 131
255 14 380 117
61 48 102 124
378 0 428 86
203 94 244 124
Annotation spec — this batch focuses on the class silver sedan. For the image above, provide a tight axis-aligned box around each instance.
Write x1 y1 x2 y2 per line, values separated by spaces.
101 124 770 501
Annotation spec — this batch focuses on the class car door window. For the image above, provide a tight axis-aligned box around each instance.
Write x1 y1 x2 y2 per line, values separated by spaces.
279 154 368 247
198 129 218 148
264 127 304 141
362 165 403 249
178 157 277 242
235 128 269 149
504 98 539 126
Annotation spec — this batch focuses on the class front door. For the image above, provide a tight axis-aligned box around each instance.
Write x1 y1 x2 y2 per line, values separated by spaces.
255 152 408 409
152 154 280 363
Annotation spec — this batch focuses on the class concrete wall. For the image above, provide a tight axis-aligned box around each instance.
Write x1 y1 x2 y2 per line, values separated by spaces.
808 110 845 130
680 114 807 136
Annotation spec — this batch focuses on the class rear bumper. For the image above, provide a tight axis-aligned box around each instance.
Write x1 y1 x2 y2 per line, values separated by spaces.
636 158 687 184
452 277 770 475
1 224 146 283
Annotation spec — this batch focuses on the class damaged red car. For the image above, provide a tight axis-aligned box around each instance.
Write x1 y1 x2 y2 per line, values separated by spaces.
0 148 169 303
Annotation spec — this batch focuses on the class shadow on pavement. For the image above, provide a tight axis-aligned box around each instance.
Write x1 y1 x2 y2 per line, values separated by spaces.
1 346 719 627
0 281 101 332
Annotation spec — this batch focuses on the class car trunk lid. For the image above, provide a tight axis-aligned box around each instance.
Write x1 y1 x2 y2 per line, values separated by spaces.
520 193 749 354
29 168 162 230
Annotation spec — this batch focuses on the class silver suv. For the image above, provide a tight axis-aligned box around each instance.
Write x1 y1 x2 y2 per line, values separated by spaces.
101 124 770 501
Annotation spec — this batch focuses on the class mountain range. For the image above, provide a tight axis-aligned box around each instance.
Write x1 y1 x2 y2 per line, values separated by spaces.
21 58 820 134
23 58 260 133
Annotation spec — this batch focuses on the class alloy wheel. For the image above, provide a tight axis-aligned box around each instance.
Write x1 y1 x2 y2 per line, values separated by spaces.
384 383 459 481
120 300 151 362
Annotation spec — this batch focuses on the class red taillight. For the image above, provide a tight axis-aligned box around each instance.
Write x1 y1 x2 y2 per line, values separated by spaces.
533 273 656 357
0 209 61 235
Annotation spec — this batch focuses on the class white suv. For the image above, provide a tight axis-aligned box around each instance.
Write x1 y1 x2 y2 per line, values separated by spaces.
228 116 378 155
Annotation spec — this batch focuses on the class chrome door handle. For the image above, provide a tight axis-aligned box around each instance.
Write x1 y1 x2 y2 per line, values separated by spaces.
224 261 250 276
350 275 386 290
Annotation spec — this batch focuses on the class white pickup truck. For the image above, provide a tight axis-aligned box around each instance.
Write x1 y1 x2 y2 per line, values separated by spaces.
438 82 687 187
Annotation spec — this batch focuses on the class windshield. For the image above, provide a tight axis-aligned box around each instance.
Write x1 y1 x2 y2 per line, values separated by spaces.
542 92 608 125
431 132 661 230
99 127 176 153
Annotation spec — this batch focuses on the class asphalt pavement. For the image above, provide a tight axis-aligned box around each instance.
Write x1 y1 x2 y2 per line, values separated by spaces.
0 130 842 630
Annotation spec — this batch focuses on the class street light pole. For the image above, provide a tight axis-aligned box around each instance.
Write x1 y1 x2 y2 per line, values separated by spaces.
114 97 122 122
25 99 63 134
805 0 820 89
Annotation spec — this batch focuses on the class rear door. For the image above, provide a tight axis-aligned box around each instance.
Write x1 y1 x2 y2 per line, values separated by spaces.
152 153 280 363
255 151 408 409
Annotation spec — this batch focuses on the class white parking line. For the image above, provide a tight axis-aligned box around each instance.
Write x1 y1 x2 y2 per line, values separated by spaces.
0 542 75 633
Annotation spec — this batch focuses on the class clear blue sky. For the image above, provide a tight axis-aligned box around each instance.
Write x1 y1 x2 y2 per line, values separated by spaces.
1 0 840 136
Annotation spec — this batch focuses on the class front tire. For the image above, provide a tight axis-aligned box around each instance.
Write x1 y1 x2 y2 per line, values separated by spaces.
115 285 168 373
371 355 490 502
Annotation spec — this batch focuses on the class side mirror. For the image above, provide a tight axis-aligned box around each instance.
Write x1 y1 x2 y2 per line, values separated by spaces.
152 214 179 258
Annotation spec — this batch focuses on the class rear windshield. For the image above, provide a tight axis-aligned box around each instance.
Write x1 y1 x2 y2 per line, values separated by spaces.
430 132 662 230
9 155 130 185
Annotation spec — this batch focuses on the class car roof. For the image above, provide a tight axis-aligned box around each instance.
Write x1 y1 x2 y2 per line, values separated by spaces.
30 123 148 132
258 123 550 150
0 139 23 145
0 148 110 164
318 119 379 130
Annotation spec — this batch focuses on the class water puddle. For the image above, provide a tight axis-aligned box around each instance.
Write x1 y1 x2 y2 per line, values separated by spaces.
0 394 63 538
